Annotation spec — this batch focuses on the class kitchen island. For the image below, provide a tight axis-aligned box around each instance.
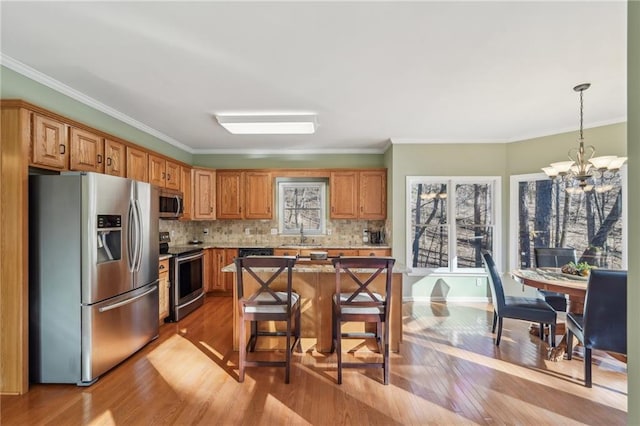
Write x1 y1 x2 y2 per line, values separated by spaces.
222 259 404 353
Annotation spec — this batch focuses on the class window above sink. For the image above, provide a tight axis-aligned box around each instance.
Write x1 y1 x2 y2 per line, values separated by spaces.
277 178 327 236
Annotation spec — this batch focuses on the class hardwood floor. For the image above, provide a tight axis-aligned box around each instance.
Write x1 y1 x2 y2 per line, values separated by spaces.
1 297 627 425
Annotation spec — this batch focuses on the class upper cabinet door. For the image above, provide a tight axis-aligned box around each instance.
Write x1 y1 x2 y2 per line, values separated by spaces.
359 170 386 220
165 161 181 191
70 127 104 173
31 113 68 170
148 154 166 187
216 171 244 219
193 168 215 220
126 146 149 182
244 171 273 219
330 171 358 219
180 166 192 220
104 139 126 177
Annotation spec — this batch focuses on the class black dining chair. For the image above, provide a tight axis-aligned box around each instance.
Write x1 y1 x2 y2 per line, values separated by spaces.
481 251 557 347
331 256 395 384
566 269 627 388
235 256 301 384
534 247 577 312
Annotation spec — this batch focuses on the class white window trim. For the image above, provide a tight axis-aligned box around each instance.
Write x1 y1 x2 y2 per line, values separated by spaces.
406 175 502 276
277 180 327 235
508 169 628 271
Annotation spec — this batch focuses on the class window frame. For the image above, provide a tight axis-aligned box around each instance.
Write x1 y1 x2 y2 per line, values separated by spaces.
406 175 502 276
508 170 628 271
277 179 327 236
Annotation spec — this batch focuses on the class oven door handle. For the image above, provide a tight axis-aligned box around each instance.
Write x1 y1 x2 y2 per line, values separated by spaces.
176 251 204 263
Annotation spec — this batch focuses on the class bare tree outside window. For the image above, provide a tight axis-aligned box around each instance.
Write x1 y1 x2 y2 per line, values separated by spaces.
408 177 499 272
278 181 326 235
516 174 624 269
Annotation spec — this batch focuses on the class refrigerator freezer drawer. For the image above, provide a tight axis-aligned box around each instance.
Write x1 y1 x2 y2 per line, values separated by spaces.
81 282 159 385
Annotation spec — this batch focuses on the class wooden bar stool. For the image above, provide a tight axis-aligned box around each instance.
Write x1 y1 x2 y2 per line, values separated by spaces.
331 256 395 385
235 256 300 384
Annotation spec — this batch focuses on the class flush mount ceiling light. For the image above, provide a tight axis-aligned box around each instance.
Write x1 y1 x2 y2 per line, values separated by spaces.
542 83 626 193
215 113 317 135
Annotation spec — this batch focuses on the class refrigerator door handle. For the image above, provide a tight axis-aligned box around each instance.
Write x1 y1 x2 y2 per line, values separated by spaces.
134 199 144 271
127 200 136 272
98 284 157 313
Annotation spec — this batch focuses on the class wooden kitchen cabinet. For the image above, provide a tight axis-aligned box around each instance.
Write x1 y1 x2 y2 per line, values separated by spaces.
216 170 244 219
193 168 216 220
330 169 386 220
244 171 273 219
149 154 181 189
104 139 126 177
30 113 68 170
210 248 237 293
216 170 273 220
358 248 391 257
203 249 213 292
165 161 181 190
274 248 299 257
126 146 148 182
69 127 104 173
359 170 386 220
326 249 359 257
330 171 358 219
158 258 170 323
180 166 192 220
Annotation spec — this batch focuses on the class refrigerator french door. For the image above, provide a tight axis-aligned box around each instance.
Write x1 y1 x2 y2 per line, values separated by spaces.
29 172 159 385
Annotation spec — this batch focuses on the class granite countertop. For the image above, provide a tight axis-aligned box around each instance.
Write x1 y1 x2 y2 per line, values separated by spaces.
222 260 407 274
166 242 390 250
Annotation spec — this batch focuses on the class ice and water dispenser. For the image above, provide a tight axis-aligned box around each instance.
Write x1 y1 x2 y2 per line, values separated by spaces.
96 214 122 263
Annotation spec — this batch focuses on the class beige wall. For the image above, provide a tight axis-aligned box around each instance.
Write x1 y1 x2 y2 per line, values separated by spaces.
506 123 627 176
627 1 638 422
388 143 508 299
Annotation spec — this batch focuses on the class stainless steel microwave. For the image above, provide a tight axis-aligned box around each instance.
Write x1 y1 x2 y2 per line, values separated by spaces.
159 188 183 219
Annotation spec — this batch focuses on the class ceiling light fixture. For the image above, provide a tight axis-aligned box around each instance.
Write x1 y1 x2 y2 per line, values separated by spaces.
215 113 317 135
542 83 626 193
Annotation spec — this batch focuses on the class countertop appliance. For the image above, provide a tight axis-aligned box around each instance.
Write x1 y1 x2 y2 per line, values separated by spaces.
159 232 205 321
29 172 159 386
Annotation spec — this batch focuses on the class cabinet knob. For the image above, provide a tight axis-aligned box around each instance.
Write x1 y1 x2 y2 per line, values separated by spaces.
167 173 171 180
106 157 113 166
59 144 66 154
97 154 103 164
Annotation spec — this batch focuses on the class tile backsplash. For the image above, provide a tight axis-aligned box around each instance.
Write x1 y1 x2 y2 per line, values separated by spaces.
159 219 389 247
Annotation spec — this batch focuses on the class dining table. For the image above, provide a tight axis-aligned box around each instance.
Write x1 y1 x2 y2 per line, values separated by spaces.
511 268 588 361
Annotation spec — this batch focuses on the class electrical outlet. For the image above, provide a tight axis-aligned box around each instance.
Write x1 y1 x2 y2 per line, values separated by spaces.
271 228 278 235
245 228 251 235
203 228 209 235
327 229 332 235
170 230 175 238
476 277 484 286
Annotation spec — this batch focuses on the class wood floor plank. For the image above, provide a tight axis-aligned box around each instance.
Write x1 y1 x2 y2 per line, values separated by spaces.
0 297 627 425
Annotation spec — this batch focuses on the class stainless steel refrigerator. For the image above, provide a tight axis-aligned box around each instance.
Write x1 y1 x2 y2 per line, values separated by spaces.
29 172 159 385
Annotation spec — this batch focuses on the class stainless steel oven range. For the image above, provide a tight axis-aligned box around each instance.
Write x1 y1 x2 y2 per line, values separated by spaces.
160 232 204 321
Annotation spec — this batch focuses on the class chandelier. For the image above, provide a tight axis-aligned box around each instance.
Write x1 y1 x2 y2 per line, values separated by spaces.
542 83 626 193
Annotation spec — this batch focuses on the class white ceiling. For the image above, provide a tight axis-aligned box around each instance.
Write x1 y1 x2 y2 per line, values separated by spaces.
0 1 627 154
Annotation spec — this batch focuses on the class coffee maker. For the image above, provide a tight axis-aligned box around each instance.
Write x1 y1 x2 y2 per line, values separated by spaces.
368 228 385 245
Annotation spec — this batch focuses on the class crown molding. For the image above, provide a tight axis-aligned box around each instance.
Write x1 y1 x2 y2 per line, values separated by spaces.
1 53 194 154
